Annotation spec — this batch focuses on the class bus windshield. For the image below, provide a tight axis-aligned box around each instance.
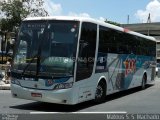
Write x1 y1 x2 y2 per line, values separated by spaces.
12 20 79 78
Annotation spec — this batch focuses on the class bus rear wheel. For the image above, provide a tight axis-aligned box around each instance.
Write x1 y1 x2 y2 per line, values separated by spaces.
94 81 106 103
141 74 147 90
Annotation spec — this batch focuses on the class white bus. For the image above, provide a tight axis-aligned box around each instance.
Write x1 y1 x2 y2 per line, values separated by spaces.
156 41 160 74
157 41 160 63
11 16 157 104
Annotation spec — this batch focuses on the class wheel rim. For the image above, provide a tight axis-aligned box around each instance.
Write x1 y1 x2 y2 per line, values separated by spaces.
142 76 146 89
95 85 103 99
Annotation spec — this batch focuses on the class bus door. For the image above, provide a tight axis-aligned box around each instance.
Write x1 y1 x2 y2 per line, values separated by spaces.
75 22 97 102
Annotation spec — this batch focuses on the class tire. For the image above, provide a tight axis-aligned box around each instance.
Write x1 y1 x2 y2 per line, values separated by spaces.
94 81 106 103
141 74 147 90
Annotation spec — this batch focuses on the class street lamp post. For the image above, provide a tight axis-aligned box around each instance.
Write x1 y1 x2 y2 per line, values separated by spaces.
2 32 5 64
0 36 1 52
0 31 7 64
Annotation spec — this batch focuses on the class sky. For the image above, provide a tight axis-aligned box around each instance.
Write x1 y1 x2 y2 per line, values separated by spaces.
43 0 160 24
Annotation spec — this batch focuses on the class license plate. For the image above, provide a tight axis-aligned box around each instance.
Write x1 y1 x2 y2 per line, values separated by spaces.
31 93 42 97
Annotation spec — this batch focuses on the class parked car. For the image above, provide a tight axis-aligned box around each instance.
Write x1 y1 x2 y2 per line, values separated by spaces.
0 51 12 64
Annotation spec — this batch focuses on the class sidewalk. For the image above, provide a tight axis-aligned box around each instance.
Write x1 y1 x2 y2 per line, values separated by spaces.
0 81 10 90
0 70 10 90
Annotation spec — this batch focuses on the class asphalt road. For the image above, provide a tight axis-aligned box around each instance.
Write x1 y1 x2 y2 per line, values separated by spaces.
0 78 160 114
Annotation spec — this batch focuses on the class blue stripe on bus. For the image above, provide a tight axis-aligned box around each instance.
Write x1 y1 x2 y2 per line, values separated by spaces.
105 53 155 90
45 77 70 87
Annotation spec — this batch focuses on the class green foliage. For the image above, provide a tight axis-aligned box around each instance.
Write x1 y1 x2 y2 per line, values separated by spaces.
0 0 48 32
0 18 13 32
105 20 120 26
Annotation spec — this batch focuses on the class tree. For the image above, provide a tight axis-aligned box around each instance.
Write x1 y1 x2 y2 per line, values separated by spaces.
105 20 120 26
0 0 48 32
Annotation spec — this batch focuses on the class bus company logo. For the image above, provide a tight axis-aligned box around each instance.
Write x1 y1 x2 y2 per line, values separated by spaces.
45 79 54 86
47 80 53 85
124 59 136 76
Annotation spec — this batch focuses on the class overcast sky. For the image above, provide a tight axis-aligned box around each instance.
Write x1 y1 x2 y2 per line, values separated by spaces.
43 0 160 24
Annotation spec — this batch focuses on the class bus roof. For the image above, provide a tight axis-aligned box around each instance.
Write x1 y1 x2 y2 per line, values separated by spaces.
24 16 157 42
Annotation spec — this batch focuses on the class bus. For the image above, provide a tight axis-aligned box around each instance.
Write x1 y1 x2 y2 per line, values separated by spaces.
11 16 157 105
156 41 160 74
157 41 160 63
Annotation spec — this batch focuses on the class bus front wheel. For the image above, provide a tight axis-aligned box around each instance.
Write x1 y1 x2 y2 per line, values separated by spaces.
94 81 106 103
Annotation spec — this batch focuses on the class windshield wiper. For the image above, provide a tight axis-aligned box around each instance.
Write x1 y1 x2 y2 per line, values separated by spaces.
35 47 41 81
21 54 38 76
21 21 48 79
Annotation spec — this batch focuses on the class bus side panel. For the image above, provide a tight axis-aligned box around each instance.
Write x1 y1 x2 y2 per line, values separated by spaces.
106 53 155 94
107 53 137 93
74 77 98 103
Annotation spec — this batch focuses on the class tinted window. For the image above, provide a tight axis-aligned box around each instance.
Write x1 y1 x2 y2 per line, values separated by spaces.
76 22 97 81
98 25 156 57
98 26 129 54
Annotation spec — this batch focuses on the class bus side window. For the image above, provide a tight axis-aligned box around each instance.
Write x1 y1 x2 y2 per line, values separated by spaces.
76 22 97 81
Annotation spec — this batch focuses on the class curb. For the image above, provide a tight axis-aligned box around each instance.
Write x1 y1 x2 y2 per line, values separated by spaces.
0 84 10 90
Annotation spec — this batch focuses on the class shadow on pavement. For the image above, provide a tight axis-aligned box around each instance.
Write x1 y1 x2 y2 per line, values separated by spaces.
10 85 153 112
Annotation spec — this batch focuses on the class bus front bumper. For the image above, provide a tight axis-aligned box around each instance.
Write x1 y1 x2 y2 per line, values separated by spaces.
11 84 76 105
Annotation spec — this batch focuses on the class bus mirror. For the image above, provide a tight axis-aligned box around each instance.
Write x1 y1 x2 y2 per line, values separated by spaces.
158 68 160 78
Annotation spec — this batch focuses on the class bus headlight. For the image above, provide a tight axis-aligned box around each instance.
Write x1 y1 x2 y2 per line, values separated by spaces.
54 82 73 90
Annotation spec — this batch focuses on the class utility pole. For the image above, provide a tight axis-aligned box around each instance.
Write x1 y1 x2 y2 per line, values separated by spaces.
147 13 151 36
147 13 151 23
127 15 130 24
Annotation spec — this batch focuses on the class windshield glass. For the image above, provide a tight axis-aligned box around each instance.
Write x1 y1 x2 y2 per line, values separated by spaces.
12 20 79 77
